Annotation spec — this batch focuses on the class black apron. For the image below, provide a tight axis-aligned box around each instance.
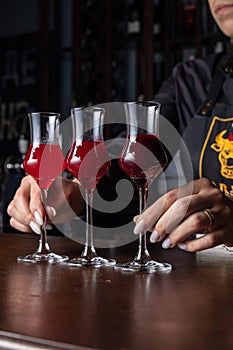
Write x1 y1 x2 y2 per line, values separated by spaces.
182 53 233 193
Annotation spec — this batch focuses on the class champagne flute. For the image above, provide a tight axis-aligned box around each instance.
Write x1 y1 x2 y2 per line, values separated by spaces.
115 101 172 273
18 112 69 263
65 106 116 267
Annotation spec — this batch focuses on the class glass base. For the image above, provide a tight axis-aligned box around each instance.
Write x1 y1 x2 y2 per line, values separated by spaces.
17 252 69 264
65 255 116 267
114 259 172 273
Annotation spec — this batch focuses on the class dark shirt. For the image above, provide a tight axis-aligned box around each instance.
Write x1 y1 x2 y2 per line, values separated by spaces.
157 54 216 133
95 52 233 228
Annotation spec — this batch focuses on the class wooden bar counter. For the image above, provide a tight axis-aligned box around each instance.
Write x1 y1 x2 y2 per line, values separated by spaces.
0 232 233 350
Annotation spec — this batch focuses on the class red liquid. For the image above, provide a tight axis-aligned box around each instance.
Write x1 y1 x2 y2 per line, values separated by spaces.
23 144 65 189
118 134 167 188
65 140 111 190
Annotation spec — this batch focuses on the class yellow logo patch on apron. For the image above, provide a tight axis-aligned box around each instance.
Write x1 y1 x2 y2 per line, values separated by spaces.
199 116 233 192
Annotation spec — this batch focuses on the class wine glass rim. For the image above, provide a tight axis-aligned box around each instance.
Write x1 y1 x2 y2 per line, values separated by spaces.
126 101 161 107
28 112 61 117
71 106 104 112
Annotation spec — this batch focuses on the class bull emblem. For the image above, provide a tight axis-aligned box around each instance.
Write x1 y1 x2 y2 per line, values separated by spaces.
211 129 233 179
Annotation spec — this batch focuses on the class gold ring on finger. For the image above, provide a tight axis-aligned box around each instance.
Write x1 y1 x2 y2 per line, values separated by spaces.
203 209 215 227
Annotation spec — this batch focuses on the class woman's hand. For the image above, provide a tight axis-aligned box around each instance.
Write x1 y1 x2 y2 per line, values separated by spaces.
134 178 233 252
7 175 84 234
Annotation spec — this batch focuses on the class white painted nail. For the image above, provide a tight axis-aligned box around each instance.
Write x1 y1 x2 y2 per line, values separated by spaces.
46 206 56 218
134 219 147 235
34 211 43 225
133 215 140 223
29 221 41 235
162 238 171 249
150 230 159 243
178 243 187 251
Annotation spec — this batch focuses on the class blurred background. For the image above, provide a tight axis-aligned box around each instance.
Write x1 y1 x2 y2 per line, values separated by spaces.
0 0 230 231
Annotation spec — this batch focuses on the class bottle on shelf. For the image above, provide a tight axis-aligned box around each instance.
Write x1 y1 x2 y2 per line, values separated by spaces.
127 0 142 35
2 134 28 232
4 134 28 175
153 0 163 38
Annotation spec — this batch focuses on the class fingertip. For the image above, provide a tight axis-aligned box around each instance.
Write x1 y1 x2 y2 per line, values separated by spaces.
29 221 41 235
46 224 53 230
134 219 147 235
150 230 159 243
34 211 43 225
178 242 187 251
46 206 56 218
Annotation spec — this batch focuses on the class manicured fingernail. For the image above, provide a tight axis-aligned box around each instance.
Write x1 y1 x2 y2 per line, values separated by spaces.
29 221 41 235
162 238 171 249
134 219 147 235
46 206 56 217
46 224 53 230
178 243 187 251
133 215 140 223
34 211 43 225
150 230 159 243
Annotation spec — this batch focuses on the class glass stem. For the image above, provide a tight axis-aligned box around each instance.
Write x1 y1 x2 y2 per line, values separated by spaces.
135 186 151 262
82 188 97 258
36 188 51 255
